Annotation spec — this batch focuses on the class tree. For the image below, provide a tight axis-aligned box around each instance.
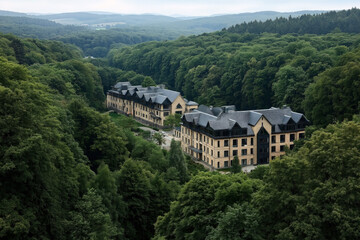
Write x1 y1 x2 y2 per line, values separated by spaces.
304 53 360 126
153 132 164 145
67 188 117 240
117 159 152 240
168 139 188 184
154 173 262 240
253 120 360 239
207 203 263 240
231 155 242 173
164 114 181 128
141 76 156 87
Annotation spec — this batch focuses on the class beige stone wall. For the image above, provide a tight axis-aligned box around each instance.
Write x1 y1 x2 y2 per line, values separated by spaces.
269 131 304 159
171 95 186 115
181 120 306 169
185 105 198 113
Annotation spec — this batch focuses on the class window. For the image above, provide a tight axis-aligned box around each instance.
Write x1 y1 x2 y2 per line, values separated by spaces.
217 162 220 168
211 139 213 146
290 134 295 142
250 148 253 154
224 151 229 157
233 150 238 156
242 139 247 146
176 103 182 109
164 112 169 116
224 161 229 167
211 150 213 156
280 145 285 152
242 149 247 156
272 156 276 160
242 159 247 166
299 133 305 139
250 158 253 165
290 144 294 150
233 139 238 147
271 146 276 152
224 140 229 147
217 151 220 158
271 136 276 143
251 138 254 145
217 141 220 147
280 135 285 143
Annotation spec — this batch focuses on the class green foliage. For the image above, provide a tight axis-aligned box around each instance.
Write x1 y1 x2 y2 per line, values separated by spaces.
69 100 129 171
141 76 156 87
0 57 83 239
168 139 189 184
231 155 242 173
228 9 360 35
154 172 262 240
117 159 152 239
0 33 82 65
164 114 182 128
109 112 142 130
248 165 269 180
109 31 360 116
66 188 118 240
253 120 360 239
303 48 360 126
207 203 263 240
153 132 164 145
29 60 105 110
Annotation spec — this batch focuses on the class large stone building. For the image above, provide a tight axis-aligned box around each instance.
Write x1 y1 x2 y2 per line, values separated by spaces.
107 82 198 128
181 105 310 168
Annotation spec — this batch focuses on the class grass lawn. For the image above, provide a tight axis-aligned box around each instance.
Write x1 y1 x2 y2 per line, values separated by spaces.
109 112 143 130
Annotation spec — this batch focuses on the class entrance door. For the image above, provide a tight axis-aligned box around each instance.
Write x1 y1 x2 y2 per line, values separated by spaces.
257 127 269 164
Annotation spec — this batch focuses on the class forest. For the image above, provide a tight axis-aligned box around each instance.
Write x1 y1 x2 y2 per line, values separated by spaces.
1 8 360 240
109 9 360 127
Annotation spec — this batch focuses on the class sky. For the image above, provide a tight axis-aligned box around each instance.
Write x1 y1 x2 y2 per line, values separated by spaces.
1 0 359 16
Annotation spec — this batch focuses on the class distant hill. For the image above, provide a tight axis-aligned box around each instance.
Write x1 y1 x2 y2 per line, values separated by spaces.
35 12 180 27
227 8 360 34
0 10 27 17
159 10 327 34
0 10 327 34
0 16 86 39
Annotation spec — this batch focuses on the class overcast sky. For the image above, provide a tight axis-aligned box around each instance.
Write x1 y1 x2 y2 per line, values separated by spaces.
2 0 359 16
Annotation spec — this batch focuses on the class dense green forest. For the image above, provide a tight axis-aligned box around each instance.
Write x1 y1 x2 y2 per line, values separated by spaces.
0 16 86 39
0 16 181 57
1 9 360 240
228 8 360 34
0 34 205 239
109 9 360 126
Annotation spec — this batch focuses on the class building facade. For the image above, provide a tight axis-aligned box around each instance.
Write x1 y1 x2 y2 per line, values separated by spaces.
107 82 198 128
181 105 310 168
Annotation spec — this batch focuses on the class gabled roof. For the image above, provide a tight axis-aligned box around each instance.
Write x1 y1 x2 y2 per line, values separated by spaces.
109 82 191 105
182 106 309 135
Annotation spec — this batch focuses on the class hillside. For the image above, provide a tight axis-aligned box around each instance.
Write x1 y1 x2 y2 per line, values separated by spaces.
0 16 86 39
108 9 360 126
35 12 179 26
1 8 360 240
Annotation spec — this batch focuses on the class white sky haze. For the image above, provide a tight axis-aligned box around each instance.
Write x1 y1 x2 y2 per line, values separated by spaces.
1 0 359 16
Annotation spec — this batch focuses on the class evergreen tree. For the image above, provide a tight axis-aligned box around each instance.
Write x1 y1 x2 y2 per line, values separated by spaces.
168 139 189 184
117 159 152 240
231 155 242 173
141 76 156 87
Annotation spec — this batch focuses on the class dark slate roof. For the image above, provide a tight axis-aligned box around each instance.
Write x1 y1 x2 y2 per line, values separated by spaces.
110 82 184 104
183 106 309 135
